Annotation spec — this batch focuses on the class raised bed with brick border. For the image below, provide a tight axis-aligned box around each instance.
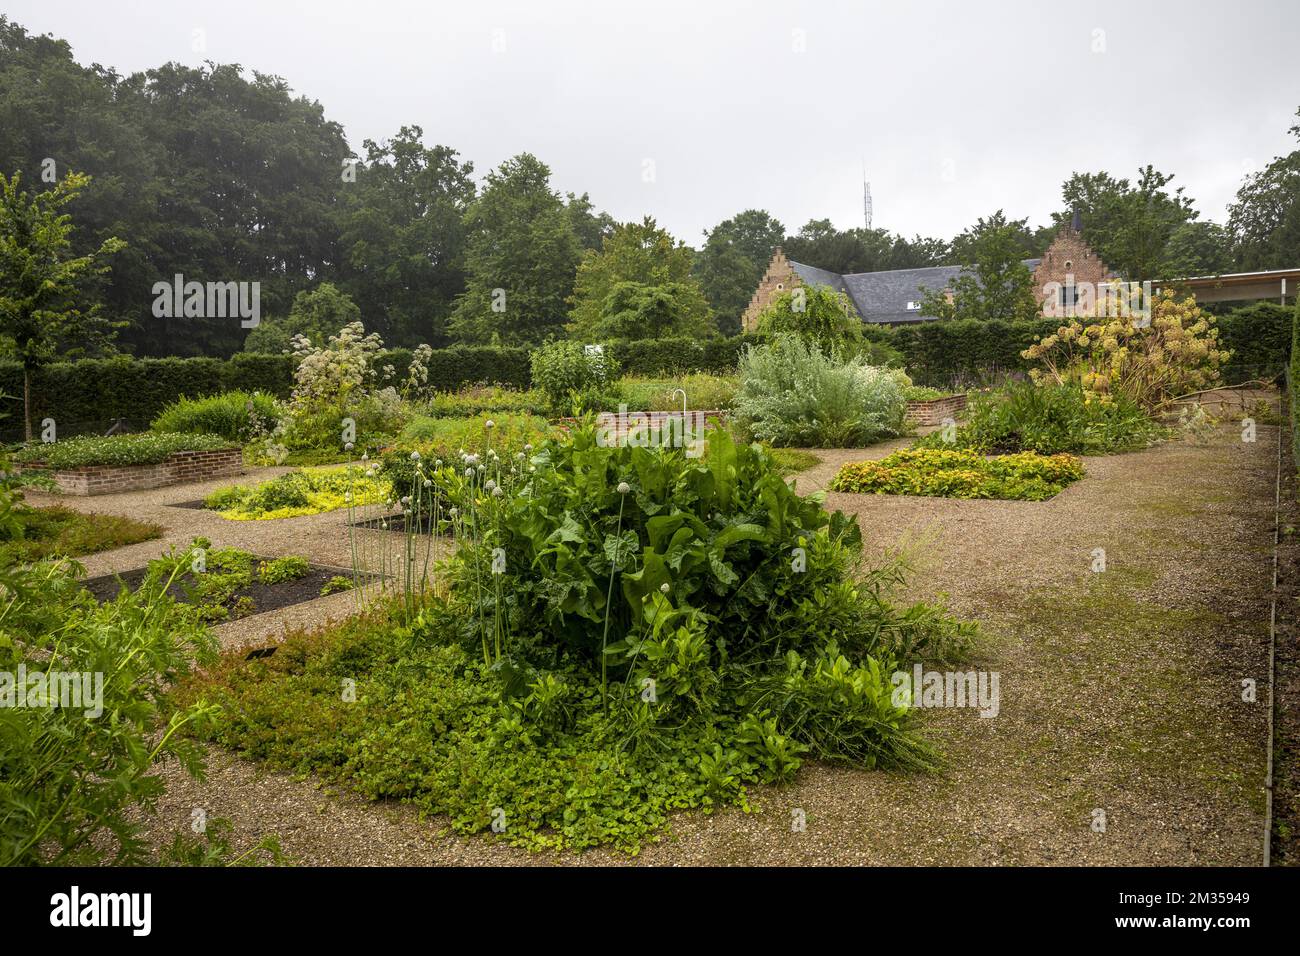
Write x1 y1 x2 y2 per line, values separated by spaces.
904 394 967 427
27 447 245 496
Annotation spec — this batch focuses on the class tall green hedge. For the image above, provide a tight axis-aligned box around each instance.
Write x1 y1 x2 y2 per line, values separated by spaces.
0 345 534 442
1291 300 1300 473
1216 302 1292 384
0 355 297 442
10 303 1284 442
606 336 758 375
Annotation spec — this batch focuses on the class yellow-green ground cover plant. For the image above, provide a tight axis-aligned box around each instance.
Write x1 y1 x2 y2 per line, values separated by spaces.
179 424 977 853
832 447 1084 501
203 466 389 520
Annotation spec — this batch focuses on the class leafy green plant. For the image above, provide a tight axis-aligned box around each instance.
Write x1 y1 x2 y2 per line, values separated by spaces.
0 504 160 564
320 575 354 596
151 390 284 442
831 447 1084 501
915 381 1164 455
180 422 978 853
0 535 219 865
160 818 284 867
529 340 619 413
257 556 310 586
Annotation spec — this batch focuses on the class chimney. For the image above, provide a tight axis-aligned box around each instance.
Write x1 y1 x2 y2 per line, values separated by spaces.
1071 206 1083 232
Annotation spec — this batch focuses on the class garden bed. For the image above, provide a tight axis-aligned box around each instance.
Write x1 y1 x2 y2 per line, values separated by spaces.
82 555 361 621
26 447 244 496
830 447 1084 501
350 512 441 534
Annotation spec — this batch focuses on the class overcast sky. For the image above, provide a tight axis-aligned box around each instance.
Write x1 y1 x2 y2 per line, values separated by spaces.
9 0 1300 245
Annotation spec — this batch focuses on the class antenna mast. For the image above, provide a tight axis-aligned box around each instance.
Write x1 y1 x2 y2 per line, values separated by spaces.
862 163 873 230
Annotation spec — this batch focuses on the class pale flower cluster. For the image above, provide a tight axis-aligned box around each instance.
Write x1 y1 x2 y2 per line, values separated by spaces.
1021 289 1227 410
290 321 384 410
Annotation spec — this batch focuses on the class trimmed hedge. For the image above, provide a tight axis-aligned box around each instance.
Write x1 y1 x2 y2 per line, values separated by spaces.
1291 299 1300 473
1216 302 1292 384
0 346 531 442
606 336 758 376
0 355 296 442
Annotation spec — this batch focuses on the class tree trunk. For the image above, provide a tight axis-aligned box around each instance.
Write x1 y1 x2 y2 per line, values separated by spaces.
23 367 31 443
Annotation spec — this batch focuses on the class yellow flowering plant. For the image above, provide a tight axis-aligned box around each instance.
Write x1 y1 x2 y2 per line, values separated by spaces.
1020 287 1228 411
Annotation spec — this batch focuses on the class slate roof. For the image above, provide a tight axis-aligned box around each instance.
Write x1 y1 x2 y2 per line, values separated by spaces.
790 258 1042 324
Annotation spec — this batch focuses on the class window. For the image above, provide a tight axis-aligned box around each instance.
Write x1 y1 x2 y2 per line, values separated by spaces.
1059 285 1077 309
906 300 922 311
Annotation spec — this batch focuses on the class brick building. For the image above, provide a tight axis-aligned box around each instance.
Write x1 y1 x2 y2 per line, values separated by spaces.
741 222 1112 331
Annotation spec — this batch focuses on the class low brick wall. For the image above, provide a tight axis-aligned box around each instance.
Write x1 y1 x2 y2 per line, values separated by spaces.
904 394 967 427
37 447 244 496
556 410 727 454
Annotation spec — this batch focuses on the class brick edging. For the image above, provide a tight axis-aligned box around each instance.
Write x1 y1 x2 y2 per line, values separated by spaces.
33 447 244 496
904 394 967 426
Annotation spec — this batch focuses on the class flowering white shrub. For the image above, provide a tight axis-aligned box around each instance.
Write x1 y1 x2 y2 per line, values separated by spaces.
290 321 384 410
735 335 906 447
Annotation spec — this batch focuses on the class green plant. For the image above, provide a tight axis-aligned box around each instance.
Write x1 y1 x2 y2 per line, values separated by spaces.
14 432 236 469
0 504 161 564
753 285 862 353
160 818 284 867
179 424 975 854
320 575 354 596
0 533 218 865
831 447 1084 501
204 466 389 520
529 340 619 413
257 556 310 586
915 381 1165 455
734 335 906 447
151 390 284 442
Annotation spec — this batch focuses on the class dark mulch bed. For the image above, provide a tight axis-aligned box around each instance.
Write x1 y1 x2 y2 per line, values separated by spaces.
350 512 447 535
168 499 211 510
82 559 370 620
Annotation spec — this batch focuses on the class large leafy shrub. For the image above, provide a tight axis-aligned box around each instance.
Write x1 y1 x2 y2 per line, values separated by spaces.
151 390 284 442
529 340 620 413
753 286 862 354
916 381 1165 455
831 447 1084 501
734 335 906 447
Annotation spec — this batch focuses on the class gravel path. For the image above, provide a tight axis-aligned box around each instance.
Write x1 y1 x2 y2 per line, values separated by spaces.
34 419 1276 866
